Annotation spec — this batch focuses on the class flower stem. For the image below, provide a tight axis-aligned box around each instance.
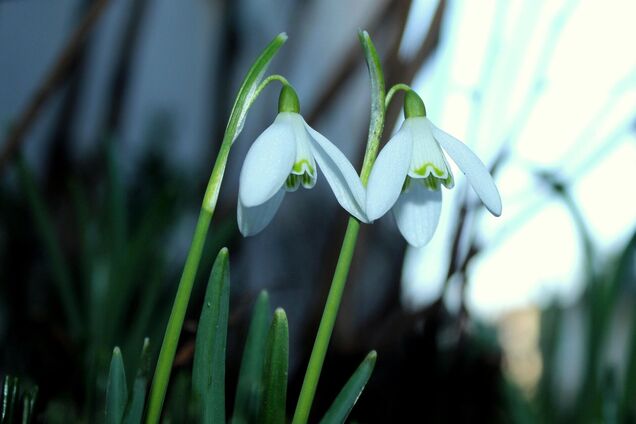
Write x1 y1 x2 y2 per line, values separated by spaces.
145 208 212 424
291 30 385 424
291 218 360 424
145 33 287 424
385 83 412 111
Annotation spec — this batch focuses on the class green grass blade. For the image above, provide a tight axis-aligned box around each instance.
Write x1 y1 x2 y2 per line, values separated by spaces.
21 386 38 424
123 338 151 424
16 158 82 336
192 248 230 423
319 351 377 424
260 308 289 424
2 376 18 424
232 291 272 424
106 347 128 424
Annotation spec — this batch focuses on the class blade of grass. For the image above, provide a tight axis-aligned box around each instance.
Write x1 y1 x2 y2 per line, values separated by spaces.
319 351 376 424
123 338 151 424
232 291 272 424
192 248 230 423
260 308 289 424
106 347 128 424
1 376 18 424
16 157 82 336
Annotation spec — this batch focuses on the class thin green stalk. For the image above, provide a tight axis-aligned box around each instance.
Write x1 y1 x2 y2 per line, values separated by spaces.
145 33 287 424
292 220 360 424
384 83 411 111
292 30 385 424
145 208 212 424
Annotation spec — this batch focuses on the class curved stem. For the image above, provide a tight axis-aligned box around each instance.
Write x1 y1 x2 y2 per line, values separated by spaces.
385 83 412 111
291 30 385 424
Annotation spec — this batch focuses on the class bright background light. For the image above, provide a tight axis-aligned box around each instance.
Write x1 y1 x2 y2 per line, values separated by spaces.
400 0 636 320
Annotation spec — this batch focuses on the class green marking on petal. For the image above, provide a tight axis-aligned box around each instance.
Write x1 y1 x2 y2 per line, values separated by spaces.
413 162 445 178
285 174 300 191
421 174 442 191
442 172 454 189
401 177 412 193
292 159 315 175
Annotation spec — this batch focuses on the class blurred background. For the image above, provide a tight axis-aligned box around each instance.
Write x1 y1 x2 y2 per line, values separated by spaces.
1 0 635 422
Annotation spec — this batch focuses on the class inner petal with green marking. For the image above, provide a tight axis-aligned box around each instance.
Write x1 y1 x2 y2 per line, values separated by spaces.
406 118 454 190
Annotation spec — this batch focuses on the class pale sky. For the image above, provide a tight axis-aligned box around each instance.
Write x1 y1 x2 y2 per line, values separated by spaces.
399 0 636 320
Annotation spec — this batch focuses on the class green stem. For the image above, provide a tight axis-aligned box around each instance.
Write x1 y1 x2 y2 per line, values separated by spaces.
145 33 287 423
291 30 385 424
292 219 360 424
385 83 412 111
145 208 212 424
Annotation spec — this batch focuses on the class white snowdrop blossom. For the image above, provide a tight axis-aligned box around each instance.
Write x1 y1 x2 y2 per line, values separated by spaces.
366 91 501 247
238 86 367 236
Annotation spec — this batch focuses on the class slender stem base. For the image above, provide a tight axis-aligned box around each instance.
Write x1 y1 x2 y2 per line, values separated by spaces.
292 218 361 424
145 208 212 424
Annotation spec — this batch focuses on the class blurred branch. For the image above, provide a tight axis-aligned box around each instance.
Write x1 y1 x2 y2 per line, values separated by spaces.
305 0 412 124
0 0 112 171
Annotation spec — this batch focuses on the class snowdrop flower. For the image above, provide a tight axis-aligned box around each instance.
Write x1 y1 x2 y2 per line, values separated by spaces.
366 90 501 247
238 85 367 236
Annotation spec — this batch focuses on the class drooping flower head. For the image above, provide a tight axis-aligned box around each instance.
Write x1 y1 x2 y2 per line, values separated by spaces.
238 85 367 236
366 90 501 247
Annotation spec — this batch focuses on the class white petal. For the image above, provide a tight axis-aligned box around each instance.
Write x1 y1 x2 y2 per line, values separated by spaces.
303 119 369 222
407 117 451 180
365 123 413 220
429 120 502 216
237 188 285 236
239 115 296 208
392 183 442 247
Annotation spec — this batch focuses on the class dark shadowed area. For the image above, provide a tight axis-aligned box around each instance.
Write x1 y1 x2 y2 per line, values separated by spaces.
1 0 635 423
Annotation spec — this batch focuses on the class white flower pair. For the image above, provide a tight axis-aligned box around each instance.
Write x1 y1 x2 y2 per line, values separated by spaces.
238 86 501 247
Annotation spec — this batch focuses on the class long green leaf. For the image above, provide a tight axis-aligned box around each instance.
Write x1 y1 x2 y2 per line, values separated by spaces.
16 158 81 336
260 308 289 424
106 347 128 424
123 338 151 424
192 248 230 423
319 351 376 424
232 291 272 424
2 376 18 424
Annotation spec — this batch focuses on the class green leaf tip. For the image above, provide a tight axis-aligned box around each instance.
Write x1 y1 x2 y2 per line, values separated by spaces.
261 307 289 424
106 346 128 424
273 307 287 321
318 350 377 424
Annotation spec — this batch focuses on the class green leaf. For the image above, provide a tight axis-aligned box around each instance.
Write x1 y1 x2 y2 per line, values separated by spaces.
16 157 81 336
106 347 128 424
2 375 18 424
319 351 377 424
232 291 272 424
192 248 230 423
123 338 151 424
357 30 386 185
260 308 289 424
21 386 38 424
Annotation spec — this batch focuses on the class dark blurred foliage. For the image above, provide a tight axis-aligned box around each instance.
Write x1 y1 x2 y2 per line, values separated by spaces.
1 0 636 423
